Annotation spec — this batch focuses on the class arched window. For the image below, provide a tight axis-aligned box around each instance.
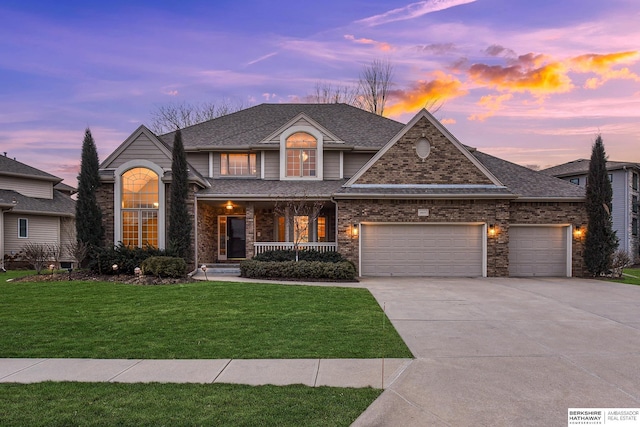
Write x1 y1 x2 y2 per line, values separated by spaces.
121 167 159 248
286 132 317 177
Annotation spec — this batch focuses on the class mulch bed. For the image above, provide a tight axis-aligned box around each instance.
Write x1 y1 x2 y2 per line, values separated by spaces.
10 270 195 285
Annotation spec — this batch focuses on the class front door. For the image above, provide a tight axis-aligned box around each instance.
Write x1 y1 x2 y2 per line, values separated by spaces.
218 216 246 260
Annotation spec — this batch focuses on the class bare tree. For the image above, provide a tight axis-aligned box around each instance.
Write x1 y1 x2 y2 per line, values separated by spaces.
149 99 246 134
66 240 89 268
47 243 63 270
357 59 394 116
21 242 51 274
273 198 324 262
308 82 359 105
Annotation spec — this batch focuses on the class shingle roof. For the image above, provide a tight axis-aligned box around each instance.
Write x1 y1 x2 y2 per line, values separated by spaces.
335 185 514 198
0 155 61 182
159 104 405 150
0 189 75 216
472 151 585 199
197 178 346 199
540 159 640 177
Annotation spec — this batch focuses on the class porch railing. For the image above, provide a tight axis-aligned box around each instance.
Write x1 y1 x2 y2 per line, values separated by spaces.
254 242 337 255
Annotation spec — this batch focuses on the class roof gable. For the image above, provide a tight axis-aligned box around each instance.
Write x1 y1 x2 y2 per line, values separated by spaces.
260 112 345 144
346 109 502 187
101 125 173 170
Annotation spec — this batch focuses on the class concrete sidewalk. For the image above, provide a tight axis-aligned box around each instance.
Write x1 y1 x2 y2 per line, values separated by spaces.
0 358 412 389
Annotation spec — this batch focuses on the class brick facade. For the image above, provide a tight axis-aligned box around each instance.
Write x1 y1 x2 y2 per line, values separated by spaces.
510 201 588 277
337 198 587 277
355 116 493 185
95 183 114 247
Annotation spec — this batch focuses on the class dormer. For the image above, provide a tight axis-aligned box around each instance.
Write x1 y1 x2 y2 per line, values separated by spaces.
260 113 345 181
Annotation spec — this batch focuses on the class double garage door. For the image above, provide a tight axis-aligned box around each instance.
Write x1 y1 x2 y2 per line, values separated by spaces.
360 224 484 277
359 223 571 277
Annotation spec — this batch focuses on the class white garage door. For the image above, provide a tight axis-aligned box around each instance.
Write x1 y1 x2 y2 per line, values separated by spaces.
509 226 569 277
360 224 484 277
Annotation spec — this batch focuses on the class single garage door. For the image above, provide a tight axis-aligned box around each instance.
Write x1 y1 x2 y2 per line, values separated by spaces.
509 226 570 277
360 223 484 277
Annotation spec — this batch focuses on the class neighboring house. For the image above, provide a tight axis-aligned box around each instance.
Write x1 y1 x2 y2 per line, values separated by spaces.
97 104 588 277
542 159 640 262
0 154 76 269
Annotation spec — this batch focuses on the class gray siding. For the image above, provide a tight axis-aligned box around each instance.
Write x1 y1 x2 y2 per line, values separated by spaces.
343 153 374 178
4 214 59 256
107 133 171 170
186 153 209 177
323 151 341 180
0 176 53 199
263 151 279 180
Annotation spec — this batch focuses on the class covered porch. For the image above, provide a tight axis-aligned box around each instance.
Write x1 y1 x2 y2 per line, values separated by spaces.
196 198 338 263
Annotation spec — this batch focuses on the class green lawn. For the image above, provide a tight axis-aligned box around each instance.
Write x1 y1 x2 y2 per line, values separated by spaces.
2 269 38 280
613 268 640 286
0 382 380 427
0 279 412 359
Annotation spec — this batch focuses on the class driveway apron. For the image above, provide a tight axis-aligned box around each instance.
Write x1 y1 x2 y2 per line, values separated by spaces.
353 277 640 427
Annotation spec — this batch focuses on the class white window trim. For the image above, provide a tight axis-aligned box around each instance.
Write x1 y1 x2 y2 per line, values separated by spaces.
279 126 324 181
114 160 166 249
220 153 257 177
18 218 28 238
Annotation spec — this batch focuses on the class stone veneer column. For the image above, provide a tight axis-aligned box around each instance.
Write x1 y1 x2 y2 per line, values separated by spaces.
245 203 255 259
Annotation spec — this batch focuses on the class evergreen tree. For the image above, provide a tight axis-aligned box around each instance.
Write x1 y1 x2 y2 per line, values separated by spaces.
584 135 618 276
75 128 104 251
167 129 192 260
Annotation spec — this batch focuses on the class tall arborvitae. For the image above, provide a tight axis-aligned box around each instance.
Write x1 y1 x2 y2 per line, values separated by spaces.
584 135 618 276
167 129 192 260
75 128 104 252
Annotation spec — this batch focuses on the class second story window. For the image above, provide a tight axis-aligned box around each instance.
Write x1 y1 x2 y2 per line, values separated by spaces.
286 132 316 177
221 153 256 176
569 178 579 185
633 173 638 191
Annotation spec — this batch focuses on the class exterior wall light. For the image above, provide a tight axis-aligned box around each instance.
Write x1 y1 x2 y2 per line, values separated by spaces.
488 224 496 237
352 223 359 238
574 225 583 238
226 201 233 210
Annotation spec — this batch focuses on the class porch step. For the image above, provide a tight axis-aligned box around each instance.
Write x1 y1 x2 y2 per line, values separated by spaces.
201 263 241 275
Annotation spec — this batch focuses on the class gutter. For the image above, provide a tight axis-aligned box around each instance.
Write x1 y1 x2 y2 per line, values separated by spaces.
331 193 517 200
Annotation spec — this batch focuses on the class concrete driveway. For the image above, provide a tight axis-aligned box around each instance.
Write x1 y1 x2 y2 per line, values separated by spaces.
353 277 640 426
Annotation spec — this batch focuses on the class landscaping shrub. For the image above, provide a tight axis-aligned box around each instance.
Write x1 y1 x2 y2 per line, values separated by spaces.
141 256 187 278
253 250 347 263
89 243 175 275
611 249 632 278
240 260 356 281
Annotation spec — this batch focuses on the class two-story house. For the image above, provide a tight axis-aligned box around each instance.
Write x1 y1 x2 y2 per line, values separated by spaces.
97 104 588 277
0 154 76 269
542 159 640 262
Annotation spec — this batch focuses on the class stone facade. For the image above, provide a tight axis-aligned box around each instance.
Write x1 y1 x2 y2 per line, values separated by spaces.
355 116 493 185
510 201 588 277
95 183 114 247
337 198 587 277
196 203 247 263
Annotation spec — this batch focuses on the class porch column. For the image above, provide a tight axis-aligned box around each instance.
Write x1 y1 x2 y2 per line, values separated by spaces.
245 203 255 259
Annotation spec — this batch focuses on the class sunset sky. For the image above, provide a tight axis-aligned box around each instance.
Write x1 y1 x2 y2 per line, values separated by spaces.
2 0 639 186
